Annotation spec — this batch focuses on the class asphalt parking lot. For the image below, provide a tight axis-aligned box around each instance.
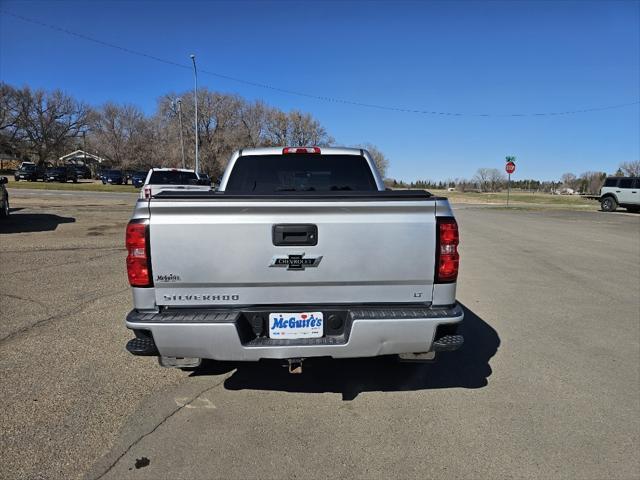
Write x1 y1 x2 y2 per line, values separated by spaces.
1 189 638 480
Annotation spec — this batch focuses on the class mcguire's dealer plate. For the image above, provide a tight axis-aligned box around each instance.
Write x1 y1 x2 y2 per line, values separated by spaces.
268 312 324 339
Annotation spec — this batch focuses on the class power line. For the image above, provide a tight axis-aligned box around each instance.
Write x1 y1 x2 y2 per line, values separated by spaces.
2 9 639 118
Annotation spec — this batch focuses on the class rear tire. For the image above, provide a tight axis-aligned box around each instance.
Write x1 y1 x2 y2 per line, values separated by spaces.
601 196 617 212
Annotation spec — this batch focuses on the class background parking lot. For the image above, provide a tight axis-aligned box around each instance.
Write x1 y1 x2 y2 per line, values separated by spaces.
1 189 638 480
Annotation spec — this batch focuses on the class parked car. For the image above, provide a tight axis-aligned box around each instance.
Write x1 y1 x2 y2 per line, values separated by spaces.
124 169 137 182
0 177 9 218
131 171 148 188
44 166 78 183
18 161 36 170
600 176 640 213
14 164 45 182
101 169 127 185
197 173 212 186
139 168 211 199
70 164 92 179
124 147 463 372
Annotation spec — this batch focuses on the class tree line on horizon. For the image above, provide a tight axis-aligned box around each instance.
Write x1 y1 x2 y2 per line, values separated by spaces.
0 82 389 177
385 162 639 195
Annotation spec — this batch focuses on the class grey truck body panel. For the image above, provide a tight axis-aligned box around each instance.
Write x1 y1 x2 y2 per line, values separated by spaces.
127 147 462 361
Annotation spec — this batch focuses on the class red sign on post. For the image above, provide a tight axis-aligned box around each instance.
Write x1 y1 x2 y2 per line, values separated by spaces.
505 161 516 174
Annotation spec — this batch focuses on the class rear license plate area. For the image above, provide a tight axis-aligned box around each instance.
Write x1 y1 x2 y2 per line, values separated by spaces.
268 312 323 339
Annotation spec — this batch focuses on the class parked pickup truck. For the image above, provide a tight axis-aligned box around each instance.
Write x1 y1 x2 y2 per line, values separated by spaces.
139 168 212 199
124 147 464 372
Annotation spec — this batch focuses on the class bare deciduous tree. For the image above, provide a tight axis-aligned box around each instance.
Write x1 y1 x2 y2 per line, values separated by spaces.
473 168 505 192
358 143 390 177
619 160 640 177
488 168 506 191
240 101 268 148
90 103 151 168
0 83 26 163
1 82 382 177
579 171 606 194
561 172 578 190
11 86 90 163
473 168 490 191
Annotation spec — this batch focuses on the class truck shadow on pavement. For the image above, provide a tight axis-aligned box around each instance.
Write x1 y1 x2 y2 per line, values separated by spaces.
193 304 499 401
0 213 75 234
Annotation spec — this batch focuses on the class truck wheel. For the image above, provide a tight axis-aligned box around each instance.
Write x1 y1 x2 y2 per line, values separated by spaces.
601 197 617 212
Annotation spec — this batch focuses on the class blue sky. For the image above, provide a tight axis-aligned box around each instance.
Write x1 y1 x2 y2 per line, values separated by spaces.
1 0 638 181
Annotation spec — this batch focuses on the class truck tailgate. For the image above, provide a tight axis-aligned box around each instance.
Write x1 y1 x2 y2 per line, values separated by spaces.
148 198 437 306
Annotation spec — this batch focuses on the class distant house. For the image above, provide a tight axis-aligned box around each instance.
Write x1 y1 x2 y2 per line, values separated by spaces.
59 150 107 175
59 150 106 166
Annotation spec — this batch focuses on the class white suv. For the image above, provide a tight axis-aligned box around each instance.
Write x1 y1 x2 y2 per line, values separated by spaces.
600 177 640 213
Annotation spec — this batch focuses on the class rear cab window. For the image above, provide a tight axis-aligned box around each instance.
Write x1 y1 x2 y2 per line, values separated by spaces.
149 171 198 185
603 178 618 187
225 154 377 193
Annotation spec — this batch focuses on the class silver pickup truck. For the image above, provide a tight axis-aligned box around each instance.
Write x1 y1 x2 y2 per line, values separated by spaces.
124 147 464 372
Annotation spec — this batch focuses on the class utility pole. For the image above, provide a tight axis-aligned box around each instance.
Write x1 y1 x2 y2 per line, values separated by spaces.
190 54 199 174
82 130 89 175
176 99 186 169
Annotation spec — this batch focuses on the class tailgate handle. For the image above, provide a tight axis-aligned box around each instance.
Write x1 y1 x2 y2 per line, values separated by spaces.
273 224 318 246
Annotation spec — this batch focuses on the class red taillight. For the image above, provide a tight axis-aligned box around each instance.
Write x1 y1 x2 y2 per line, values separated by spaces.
126 221 152 287
436 217 459 283
282 147 321 154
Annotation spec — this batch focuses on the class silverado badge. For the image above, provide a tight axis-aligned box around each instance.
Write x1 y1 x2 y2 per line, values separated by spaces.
270 253 323 271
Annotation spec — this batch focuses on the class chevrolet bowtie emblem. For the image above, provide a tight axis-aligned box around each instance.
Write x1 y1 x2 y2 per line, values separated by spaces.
269 253 323 271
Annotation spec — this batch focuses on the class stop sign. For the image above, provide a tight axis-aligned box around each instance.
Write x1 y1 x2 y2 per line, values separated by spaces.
505 161 516 174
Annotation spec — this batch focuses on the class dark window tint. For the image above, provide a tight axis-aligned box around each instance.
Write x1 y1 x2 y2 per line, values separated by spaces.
225 154 377 193
619 178 633 189
634 178 640 188
106 170 122 175
149 170 198 185
21 165 36 171
603 178 618 187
